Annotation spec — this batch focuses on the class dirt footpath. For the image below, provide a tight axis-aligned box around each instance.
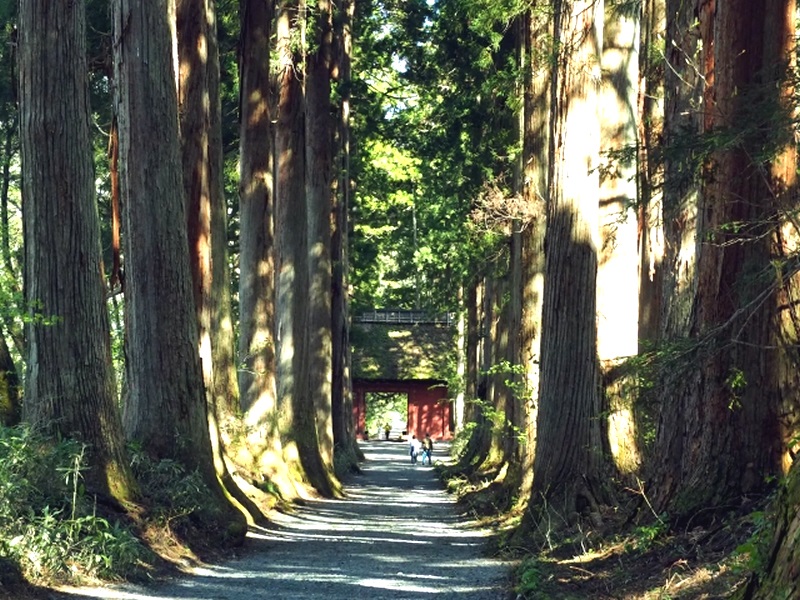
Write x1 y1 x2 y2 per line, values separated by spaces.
57 441 514 600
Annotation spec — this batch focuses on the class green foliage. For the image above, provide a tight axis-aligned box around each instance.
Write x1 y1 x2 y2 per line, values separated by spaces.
451 421 476 459
351 0 520 313
725 367 746 410
732 510 771 575
0 425 150 584
478 361 531 443
128 445 220 527
365 391 407 436
624 519 668 553
515 556 545 597
350 322 457 379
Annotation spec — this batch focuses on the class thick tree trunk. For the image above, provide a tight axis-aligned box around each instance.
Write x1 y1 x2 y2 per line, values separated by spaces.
236 0 301 499
275 0 333 496
528 0 606 523
113 0 245 540
331 0 359 462
659 0 702 342
463 279 480 426
744 460 800 599
19 0 136 503
458 273 494 472
653 0 798 522
206 0 240 423
597 2 642 479
645 0 704 508
177 0 259 522
238 0 276 420
514 2 550 513
636 0 664 347
305 0 338 489
730 3 800 591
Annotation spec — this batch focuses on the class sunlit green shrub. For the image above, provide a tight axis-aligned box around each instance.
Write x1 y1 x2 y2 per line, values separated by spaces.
0 425 149 584
128 443 221 529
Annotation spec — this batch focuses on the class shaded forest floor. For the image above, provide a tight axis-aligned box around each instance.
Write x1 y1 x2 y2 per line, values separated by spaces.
458 480 766 599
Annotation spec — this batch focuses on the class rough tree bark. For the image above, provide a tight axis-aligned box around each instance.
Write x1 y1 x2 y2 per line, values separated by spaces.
513 1 550 514
274 0 334 496
18 0 136 503
636 0 664 346
113 0 245 540
177 0 259 522
653 0 798 522
237 0 301 500
305 0 339 489
527 0 607 525
597 1 642 478
331 0 360 462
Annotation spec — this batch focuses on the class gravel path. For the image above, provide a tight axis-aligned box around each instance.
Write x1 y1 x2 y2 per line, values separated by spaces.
57 441 513 600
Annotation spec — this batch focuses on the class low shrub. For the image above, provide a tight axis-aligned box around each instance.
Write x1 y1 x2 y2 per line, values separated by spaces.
0 425 149 584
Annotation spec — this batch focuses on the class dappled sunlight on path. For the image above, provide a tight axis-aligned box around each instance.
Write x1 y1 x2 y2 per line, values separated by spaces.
57 442 512 600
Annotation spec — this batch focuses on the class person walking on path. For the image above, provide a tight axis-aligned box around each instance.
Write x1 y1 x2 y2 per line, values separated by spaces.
421 433 434 465
409 435 422 464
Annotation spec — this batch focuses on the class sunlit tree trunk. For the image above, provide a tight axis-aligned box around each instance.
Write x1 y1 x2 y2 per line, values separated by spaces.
659 0 702 342
206 0 240 426
653 0 798 522
530 0 606 521
458 271 495 473
331 0 359 462
177 0 257 521
490 267 512 467
113 0 245 539
237 0 300 499
19 0 136 503
515 1 550 514
177 0 214 400
597 2 641 478
275 0 333 496
637 0 665 346
305 0 338 489
502 15 526 496
463 279 480 427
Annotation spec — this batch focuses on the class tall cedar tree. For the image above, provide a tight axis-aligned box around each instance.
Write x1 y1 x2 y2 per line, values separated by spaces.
528 0 606 522
113 0 245 540
237 0 303 500
596 3 641 476
652 0 800 522
177 0 259 521
18 0 137 503
274 0 335 496
238 0 276 426
305 0 337 479
636 0 664 344
514 1 550 514
331 0 359 457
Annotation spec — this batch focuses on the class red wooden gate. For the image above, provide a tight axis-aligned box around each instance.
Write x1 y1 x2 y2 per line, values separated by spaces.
352 378 452 441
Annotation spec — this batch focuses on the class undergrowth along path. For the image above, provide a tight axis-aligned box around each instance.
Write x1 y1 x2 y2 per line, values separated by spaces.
58 441 513 600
